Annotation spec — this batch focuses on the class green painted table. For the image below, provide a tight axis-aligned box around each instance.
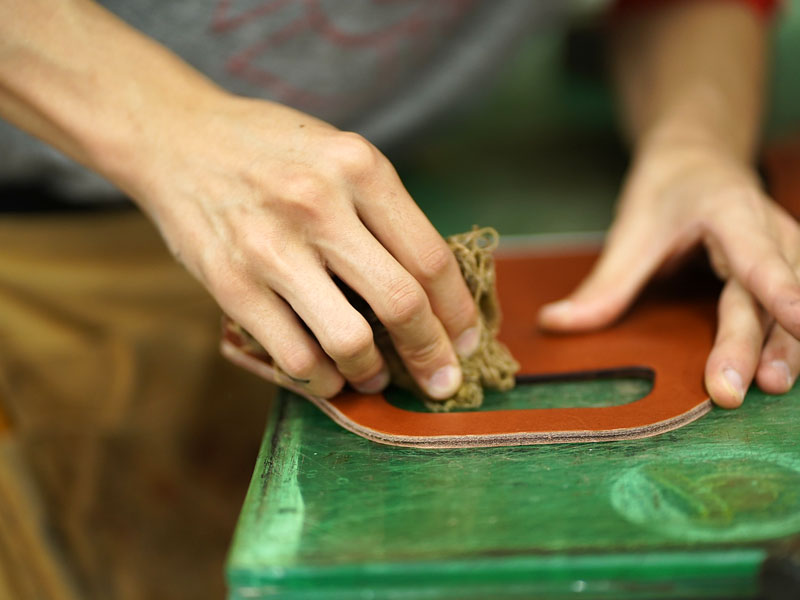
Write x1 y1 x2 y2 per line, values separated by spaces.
226 371 800 599
224 17 800 592
224 139 800 600
223 155 800 597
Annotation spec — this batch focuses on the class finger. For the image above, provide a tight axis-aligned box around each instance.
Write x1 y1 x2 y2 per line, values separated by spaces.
754 204 800 394
539 208 673 331
222 281 346 398
352 168 481 357
756 322 800 395
320 221 463 400
265 256 391 395
710 196 800 339
704 279 767 408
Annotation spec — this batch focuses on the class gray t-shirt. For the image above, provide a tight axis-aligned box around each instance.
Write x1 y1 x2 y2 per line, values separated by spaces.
0 0 573 201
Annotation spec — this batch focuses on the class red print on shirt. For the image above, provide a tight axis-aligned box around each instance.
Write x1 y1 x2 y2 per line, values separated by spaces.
210 0 475 117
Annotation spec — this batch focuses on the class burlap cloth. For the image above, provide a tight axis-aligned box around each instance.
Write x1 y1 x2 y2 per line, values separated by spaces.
235 226 519 411
364 226 519 410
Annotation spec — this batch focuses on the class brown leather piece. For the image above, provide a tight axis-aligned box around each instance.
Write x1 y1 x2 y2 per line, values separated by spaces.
222 252 717 447
222 138 800 448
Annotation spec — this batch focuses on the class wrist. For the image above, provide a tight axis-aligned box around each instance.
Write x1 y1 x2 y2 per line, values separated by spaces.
636 118 745 172
629 116 762 200
88 77 228 200
633 83 758 165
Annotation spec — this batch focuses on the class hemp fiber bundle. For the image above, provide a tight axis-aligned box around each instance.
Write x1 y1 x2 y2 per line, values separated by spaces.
229 227 519 411
368 226 519 411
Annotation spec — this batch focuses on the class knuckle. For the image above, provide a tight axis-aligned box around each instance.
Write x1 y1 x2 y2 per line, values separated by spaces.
235 227 290 274
279 345 318 381
278 170 330 217
401 335 445 368
416 243 456 282
329 132 380 176
383 279 429 327
281 169 327 199
327 323 374 364
447 296 479 329
205 261 249 305
742 263 771 298
237 226 269 258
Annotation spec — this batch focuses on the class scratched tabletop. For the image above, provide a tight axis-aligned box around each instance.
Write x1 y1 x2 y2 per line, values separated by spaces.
226 359 800 599
225 148 800 600
225 170 800 599
226 26 800 597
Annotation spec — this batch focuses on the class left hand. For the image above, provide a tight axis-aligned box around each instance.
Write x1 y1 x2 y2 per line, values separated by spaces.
539 139 800 408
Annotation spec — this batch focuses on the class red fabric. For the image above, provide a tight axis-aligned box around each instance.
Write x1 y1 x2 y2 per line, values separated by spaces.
613 0 779 18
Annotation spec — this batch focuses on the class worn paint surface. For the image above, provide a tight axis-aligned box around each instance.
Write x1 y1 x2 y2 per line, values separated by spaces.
224 15 800 588
227 379 799 599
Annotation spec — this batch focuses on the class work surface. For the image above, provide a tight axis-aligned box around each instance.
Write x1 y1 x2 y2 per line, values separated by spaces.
226 251 800 599
226 130 800 598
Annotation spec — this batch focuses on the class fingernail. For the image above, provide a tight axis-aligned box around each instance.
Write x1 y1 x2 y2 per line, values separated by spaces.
455 326 480 358
427 365 461 399
541 300 573 322
769 360 793 390
354 368 390 394
722 368 745 403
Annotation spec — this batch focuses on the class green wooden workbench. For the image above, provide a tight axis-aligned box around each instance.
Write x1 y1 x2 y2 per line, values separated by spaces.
225 209 800 599
226 360 800 599
226 9 800 597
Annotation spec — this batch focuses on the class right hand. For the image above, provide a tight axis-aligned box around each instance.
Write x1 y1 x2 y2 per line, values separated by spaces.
124 94 480 399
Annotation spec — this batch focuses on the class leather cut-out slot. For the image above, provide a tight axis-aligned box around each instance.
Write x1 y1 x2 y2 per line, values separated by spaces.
385 368 655 413
515 366 654 385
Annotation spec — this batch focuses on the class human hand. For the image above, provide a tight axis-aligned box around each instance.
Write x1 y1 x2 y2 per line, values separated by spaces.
539 140 800 408
124 95 480 399
0 0 479 401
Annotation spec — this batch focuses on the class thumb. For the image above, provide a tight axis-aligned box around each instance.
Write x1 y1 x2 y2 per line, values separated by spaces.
538 212 671 331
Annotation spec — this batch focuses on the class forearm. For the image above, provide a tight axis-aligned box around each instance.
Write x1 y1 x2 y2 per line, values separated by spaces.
0 0 225 195
610 0 768 162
